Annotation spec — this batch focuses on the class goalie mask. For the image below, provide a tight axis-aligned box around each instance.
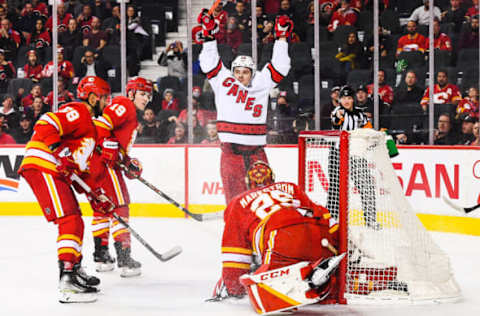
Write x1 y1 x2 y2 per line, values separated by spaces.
246 161 274 189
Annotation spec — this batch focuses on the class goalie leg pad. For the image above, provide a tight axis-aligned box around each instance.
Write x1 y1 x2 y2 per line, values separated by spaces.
240 261 327 315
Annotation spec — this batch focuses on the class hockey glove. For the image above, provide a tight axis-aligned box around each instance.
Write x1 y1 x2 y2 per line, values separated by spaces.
274 15 294 39
53 147 78 184
99 138 120 167
124 157 143 179
87 187 115 214
207 278 245 302
197 9 219 39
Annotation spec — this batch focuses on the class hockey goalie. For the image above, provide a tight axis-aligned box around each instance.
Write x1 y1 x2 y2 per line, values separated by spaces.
210 161 406 314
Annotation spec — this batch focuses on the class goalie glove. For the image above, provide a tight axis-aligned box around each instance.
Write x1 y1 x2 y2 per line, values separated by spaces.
274 15 294 39
99 138 119 167
87 187 115 214
123 156 143 180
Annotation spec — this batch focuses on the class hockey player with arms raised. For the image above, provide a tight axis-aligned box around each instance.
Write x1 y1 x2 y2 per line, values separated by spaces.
209 161 345 314
19 76 111 303
198 9 292 203
83 77 152 277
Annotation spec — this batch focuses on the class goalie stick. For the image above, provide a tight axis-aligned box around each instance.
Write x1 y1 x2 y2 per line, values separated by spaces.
118 161 223 222
442 196 480 214
69 172 183 262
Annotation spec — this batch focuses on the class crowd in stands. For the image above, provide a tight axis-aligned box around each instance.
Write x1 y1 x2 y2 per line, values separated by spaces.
1 0 480 146
152 0 480 146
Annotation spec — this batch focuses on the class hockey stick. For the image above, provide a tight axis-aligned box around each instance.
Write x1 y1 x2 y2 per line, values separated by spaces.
442 196 480 214
70 173 183 262
208 0 223 15
118 161 223 222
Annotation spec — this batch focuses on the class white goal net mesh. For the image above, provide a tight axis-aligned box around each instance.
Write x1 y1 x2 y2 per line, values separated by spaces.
300 129 461 304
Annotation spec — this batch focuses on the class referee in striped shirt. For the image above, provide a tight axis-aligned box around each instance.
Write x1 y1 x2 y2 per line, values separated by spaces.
331 85 373 130
327 85 379 229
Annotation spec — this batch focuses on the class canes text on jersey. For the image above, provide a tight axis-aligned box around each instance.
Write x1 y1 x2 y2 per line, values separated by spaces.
222 77 263 117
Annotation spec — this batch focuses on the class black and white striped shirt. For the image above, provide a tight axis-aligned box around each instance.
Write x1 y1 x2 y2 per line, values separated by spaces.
331 106 371 131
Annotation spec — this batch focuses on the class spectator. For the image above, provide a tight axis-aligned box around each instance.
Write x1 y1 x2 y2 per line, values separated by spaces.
59 18 83 61
44 77 74 108
23 49 43 82
396 20 427 56
394 70 424 105
434 113 459 145
441 0 467 33
231 0 251 42
126 5 150 62
21 84 42 110
365 26 394 65
77 4 94 34
137 108 162 143
356 84 391 129
167 123 187 144
213 1 229 43
25 95 46 125
457 113 476 144
278 0 295 19
102 4 120 44
321 86 341 130
0 95 19 131
457 86 479 117
161 88 181 113
225 16 244 51
28 18 51 50
470 122 480 146
45 2 73 33
267 93 297 144
260 20 275 44
175 97 210 127
157 41 187 82
42 46 75 82
409 0 442 26
420 70 461 110
255 3 269 39
0 114 16 144
458 14 479 49
93 0 108 21
327 0 358 33
75 48 108 80
0 48 15 93
431 18 452 51
201 120 221 144
30 0 48 18
0 18 20 60
367 69 394 105
223 0 237 16
17 2 37 37
316 0 337 26
466 0 479 18
12 113 33 144
336 31 364 82
82 16 108 55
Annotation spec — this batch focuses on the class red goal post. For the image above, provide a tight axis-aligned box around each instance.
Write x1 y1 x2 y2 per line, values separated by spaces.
298 129 461 305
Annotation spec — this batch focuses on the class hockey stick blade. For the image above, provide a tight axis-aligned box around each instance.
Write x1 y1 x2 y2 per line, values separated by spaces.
442 196 480 214
154 245 183 262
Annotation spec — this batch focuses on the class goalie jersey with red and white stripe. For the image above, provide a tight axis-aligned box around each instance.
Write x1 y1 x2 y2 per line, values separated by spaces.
221 181 338 295
199 40 290 146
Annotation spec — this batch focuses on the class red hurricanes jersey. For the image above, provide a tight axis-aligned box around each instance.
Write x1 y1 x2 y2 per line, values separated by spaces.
46 13 73 32
421 84 462 107
42 60 74 80
221 181 338 294
20 102 96 175
397 33 427 54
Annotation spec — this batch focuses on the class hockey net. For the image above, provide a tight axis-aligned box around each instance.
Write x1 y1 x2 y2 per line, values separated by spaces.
298 129 461 304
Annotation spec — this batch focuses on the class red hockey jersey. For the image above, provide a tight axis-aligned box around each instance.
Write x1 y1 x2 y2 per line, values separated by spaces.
20 102 96 175
421 84 462 108
367 83 394 105
396 33 427 54
221 182 338 295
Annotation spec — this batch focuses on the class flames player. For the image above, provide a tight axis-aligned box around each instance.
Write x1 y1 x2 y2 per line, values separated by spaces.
198 9 291 203
84 77 152 278
209 161 343 313
18 76 111 303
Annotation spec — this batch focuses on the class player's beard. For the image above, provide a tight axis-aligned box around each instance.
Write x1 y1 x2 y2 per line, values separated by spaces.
94 100 103 117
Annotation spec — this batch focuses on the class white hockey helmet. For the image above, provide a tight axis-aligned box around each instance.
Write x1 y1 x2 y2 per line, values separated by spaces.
231 55 256 77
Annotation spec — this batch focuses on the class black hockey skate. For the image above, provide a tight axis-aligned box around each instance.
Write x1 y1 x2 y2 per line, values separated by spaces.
74 262 101 287
58 261 98 303
114 241 142 278
93 237 116 272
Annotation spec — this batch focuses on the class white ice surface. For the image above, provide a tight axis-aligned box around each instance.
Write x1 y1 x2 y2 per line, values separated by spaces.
1 216 479 316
